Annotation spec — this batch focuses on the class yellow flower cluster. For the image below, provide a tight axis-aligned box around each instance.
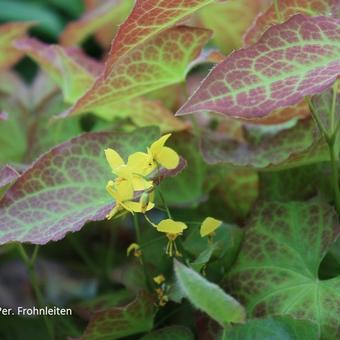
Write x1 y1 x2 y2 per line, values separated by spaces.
105 133 179 219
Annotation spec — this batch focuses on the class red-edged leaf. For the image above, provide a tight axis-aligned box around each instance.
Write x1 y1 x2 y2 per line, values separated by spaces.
65 26 211 116
244 0 336 46
103 0 215 70
83 291 156 340
15 38 103 103
0 22 33 70
0 127 185 245
60 0 133 47
177 15 340 119
0 165 19 189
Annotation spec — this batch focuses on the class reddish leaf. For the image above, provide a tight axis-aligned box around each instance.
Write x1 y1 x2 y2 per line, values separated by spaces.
244 0 336 46
0 165 19 189
15 38 103 102
176 15 340 119
66 26 211 115
0 127 185 245
83 291 156 340
0 22 33 70
103 0 215 69
60 0 133 47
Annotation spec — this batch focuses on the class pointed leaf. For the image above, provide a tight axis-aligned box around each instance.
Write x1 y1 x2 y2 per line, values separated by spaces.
66 26 211 115
244 0 336 46
174 260 245 326
0 22 32 70
177 15 340 119
60 0 133 47
83 291 156 340
224 316 319 340
226 201 340 338
102 0 215 68
0 127 185 245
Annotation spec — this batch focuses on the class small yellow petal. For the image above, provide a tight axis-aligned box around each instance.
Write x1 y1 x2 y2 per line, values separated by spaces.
131 176 153 191
200 217 222 237
156 219 187 234
106 205 119 220
128 152 152 175
153 274 165 285
150 134 172 155
127 243 140 256
124 201 154 213
156 146 179 169
104 149 124 171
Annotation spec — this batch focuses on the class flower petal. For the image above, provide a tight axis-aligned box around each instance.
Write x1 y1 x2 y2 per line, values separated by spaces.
104 148 124 172
156 218 187 234
150 133 172 155
156 146 179 169
124 201 154 212
200 217 222 237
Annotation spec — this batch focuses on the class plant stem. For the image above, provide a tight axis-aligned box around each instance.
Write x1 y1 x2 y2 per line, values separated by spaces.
158 189 172 219
273 0 282 22
328 138 340 213
221 328 228 340
133 214 152 290
17 244 54 338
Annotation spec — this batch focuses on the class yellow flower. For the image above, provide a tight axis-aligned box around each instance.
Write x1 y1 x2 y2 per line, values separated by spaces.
127 243 142 258
153 274 165 285
147 133 180 170
106 180 154 219
155 219 187 257
200 217 222 237
104 148 152 191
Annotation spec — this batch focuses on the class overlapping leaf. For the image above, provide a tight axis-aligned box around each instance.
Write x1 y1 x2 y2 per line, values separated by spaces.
177 15 340 119
102 0 215 69
0 127 185 245
201 118 329 170
66 26 211 115
226 201 340 338
0 165 19 189
83 291 156 340
244 0 336 46
198 0 262 54
0 22 32 70
60 0 133 47
15 38 103 103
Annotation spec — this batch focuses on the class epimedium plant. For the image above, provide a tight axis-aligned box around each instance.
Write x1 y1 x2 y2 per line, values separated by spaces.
0 0 340 339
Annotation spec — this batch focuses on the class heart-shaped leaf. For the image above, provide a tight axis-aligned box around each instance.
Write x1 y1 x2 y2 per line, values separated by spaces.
174 260 245 327
226 201 340 338
177 15 340 119
0 127 185 245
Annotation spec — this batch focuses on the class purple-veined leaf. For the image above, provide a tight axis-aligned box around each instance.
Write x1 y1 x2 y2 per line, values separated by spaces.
244 0 336 46
177 15 340 119
0 127 185 245
0 165 19 189
65 26 212 116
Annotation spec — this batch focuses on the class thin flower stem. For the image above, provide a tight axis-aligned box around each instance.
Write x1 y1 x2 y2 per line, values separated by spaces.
133 214 152 290
273 0 282 22
221 328 228 340
158 190 172 219
329 139 340 213
17 244 54 338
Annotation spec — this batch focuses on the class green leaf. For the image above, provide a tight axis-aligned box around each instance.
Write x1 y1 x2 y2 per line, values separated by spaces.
227 201 340 338
174 260 245 326
141 325 194 340
82 291 156 340
223 316 320 340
